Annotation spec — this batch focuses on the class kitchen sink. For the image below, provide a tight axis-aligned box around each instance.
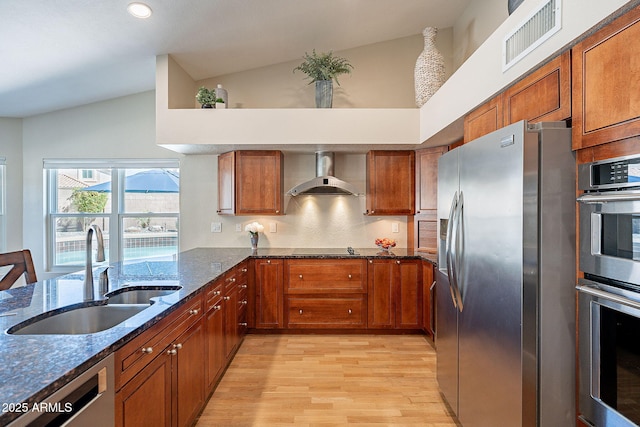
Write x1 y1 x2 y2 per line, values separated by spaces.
7 304 149 335
106 286 182 305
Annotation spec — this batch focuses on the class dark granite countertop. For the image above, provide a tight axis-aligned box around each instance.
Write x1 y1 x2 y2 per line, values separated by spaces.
0 247 436 424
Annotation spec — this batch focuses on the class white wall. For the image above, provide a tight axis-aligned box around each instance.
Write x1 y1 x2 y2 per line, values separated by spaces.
0 118 23 251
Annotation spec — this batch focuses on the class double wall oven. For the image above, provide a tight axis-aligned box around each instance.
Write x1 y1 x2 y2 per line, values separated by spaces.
577 154 640 427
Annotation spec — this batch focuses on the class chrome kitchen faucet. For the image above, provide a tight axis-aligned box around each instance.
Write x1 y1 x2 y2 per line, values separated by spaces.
83 224 105 301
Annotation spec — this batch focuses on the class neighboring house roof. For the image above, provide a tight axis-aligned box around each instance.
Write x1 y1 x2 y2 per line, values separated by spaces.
58 174 87 190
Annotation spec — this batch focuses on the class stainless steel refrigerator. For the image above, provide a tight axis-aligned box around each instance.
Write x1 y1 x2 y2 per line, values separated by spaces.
436 120 576 427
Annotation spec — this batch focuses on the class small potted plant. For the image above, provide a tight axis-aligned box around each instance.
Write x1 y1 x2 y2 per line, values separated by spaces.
293 50 353 108
196 86 216 108
215 97 226 109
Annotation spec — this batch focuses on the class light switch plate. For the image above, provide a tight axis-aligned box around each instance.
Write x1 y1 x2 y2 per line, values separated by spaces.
211 222 222 233
235 224 242 232
269 223 277 233
392 222 399 233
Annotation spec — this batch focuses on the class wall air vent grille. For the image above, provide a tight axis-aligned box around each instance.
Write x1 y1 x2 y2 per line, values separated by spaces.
503 0 561 71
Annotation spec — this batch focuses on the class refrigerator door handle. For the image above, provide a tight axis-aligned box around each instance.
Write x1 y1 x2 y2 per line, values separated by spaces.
452 191 464 311
445 192 459 308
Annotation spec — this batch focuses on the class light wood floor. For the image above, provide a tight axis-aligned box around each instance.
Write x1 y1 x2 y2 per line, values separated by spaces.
196 334 459 426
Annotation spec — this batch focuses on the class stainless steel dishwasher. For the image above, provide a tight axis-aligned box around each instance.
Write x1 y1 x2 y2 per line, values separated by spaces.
8 353 114 427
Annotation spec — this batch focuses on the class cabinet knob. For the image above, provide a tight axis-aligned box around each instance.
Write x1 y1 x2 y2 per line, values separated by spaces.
239 322 248 326
396 260 401 265
214 290 221 295
214 305 221 310
167 349 177 356
348 309 352 315
348 274 352 279
189 308 200 315
369 260 373 264
299 309 303 315
173 343 183 350
267 260 271 264
241 284 247 289
223 296 231 301
241 300 248 305
299 274 303 279
275 210 280 213
141 347 153 354
242 268 248 273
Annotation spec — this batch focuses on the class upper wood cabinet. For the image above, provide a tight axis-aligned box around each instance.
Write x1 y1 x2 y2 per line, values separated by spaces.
572 4 640 150
217 150 284 215
415 146 447 252
365 150 415 215
463 94 503 143
503 50 571 126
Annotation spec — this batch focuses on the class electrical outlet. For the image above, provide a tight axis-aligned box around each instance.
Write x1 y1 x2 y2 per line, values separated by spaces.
235 223 242 232
211 222 222 233
392 222 399 233
269 223 277 233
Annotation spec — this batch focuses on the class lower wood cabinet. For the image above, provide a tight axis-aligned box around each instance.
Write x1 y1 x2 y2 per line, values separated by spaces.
286 296 366 328
254 258 284 329
205 279 225 390
422 261 435 337
368 259 422 329
114 295 205 427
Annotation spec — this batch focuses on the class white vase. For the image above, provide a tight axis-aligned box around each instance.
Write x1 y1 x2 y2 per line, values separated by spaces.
414 27 445 108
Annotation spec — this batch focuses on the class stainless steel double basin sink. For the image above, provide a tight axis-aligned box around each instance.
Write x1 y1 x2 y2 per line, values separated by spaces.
7 286 182 335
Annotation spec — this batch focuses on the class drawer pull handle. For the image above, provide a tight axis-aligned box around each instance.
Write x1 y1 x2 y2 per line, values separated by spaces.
231 278 236 282
173 343 183 350
239 322 248 326
189 309 200 315
214 305 221 310
223 296 231 301
214 290 221 295
241 300 248 305
242 268 248 273
348 309 352 315
141 347 153 354
241 284 247 289
299 309 303 315
167 349 177 356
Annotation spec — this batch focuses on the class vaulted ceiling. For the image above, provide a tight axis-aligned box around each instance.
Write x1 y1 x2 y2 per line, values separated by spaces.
0 0 473 118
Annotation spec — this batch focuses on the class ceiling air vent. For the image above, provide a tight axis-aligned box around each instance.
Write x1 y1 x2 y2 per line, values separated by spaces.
503 0 561 71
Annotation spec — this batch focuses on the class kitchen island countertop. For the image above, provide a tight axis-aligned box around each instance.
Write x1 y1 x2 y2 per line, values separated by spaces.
0 247 435 424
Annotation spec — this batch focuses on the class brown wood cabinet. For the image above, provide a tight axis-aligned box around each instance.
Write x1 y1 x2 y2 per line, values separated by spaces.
464 94 503 143
572 4 640 150
367 259 422 329
503 50 571 126
365 150 415 215
217 150 284 215
284 259 367 329
415 146 447 252
254 258 284 328
114 295 205 427
205 279 225 390
422 261 435 337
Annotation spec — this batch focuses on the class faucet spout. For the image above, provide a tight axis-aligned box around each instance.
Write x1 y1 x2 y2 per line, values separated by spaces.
84 224 105 301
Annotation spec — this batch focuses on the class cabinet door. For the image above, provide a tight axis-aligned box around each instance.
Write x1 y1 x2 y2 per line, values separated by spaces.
415 147 447 252
217 151 235 215
503 51 571 126
367 259 394 328
235 151 283 215
223 282 239 358
116 353 172 427
254 259 284 329
572 5 640 150
205 298 225 390
174 319 206 427
422 261 435 337
464 94 503 143
366 151 415 215
396 260 422 329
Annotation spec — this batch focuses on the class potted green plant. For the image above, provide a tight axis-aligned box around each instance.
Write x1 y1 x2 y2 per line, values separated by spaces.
293 50 353 108
215 97 226 109
196 86 216 108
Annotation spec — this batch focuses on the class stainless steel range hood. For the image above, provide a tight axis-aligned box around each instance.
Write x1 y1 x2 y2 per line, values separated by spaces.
287 152 361 196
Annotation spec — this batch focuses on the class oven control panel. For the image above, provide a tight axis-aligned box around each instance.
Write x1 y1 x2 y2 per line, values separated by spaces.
579 154 640 190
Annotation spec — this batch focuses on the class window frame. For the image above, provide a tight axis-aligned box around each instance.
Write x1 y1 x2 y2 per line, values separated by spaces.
0 158 5 252
44 159 180 273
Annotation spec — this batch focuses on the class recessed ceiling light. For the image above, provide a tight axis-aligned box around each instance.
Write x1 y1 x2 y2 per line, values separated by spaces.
127 2 152 19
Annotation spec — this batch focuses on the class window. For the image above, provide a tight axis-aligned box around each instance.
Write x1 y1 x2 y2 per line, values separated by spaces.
45 159 179 271
0 158 5 252
81 169 95 180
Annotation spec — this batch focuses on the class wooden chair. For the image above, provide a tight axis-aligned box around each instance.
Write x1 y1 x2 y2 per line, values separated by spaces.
0 249 38 291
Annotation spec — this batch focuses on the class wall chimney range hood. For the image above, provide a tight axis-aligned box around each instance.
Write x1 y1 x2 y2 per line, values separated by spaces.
287 152 361 196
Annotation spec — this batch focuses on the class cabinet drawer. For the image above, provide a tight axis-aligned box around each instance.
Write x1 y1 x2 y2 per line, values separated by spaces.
114 294 203 390
206 280 223 312
286 296 366 328
286 259 366 293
